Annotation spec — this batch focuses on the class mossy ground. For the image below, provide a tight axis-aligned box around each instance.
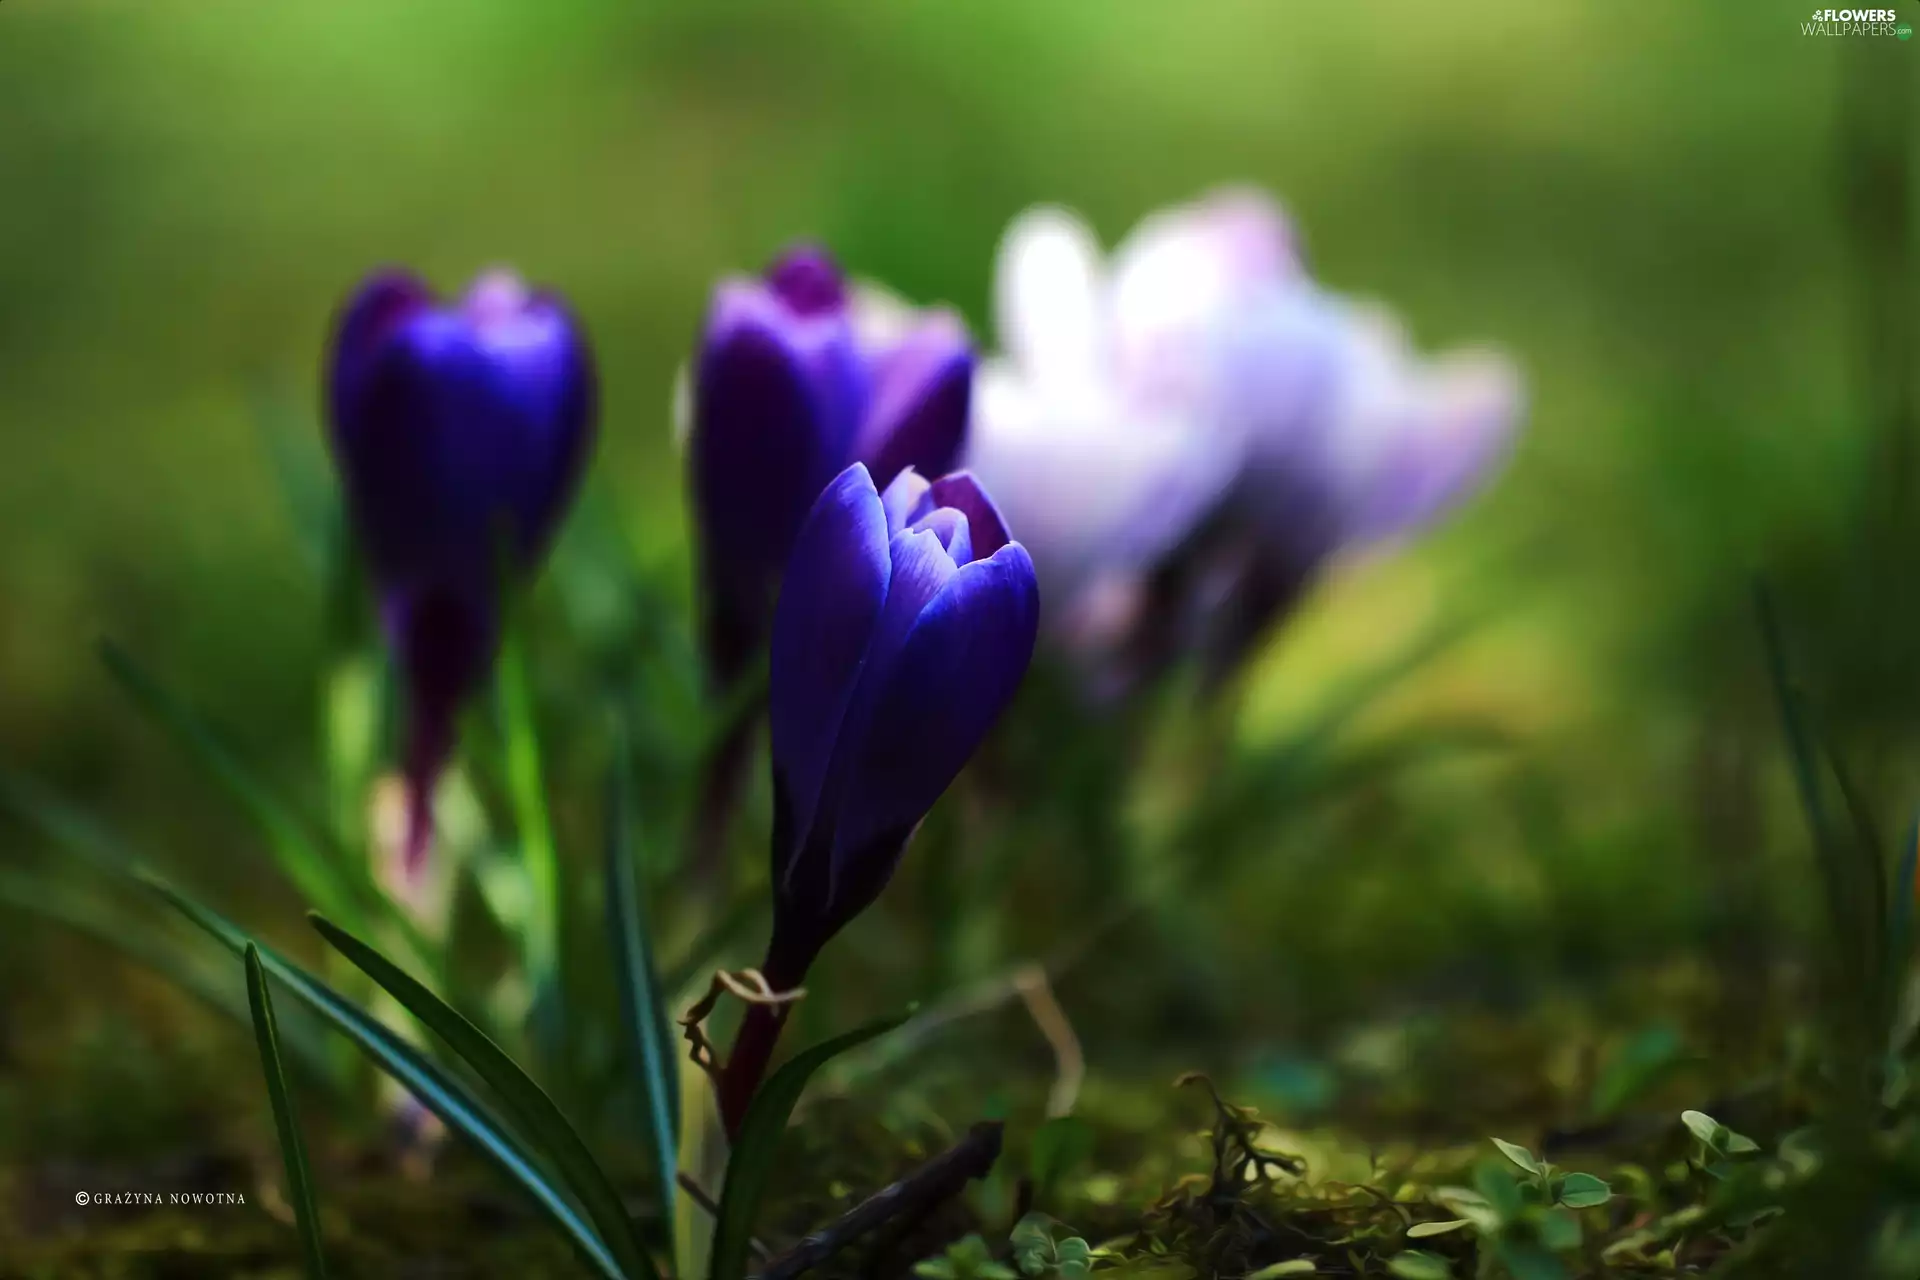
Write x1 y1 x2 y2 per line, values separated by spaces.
0 956 1822 1279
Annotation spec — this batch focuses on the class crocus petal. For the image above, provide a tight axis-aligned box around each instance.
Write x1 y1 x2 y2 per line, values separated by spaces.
1343 351 1521 543
854 313 972 488
928 472 1011 560
337 323 526 586
329 270 433 424
767 244 849 316
1109 188 1299 408
384 582 497 877
906 506 972 566
829 543 1041 881
966 362 1235 616
768 464 893 866
327 266 596 877
806 525 963 880
461 279 598 561
879 468 933 536
993 206 1106 384
690 285 865 611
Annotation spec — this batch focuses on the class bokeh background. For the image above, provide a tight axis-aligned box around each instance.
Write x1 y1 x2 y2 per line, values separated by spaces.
0 0 1914 1259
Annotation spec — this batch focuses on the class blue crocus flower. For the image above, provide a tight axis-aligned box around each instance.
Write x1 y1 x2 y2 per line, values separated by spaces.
327 268 597 872
762 463 1039 985
714 462 1038 1134
688 246 974 687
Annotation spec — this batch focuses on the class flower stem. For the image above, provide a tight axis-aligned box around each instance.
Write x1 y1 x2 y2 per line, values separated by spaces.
717 999 792 1139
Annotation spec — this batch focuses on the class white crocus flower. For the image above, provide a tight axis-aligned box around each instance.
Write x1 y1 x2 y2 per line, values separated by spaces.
966 193 1322 650
967 188 1523 687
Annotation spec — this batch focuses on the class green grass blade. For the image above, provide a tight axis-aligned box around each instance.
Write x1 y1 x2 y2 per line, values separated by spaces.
98 638 357 923
495 610 563 1011
605 719 680 1257
662 891 768 997
138 875 624 1280
1754 588 1874 1005
311 913 657 1280
245 944 330 1280
1892 816 1919 975
0 866 264 1055
0 767 150 878
0 776 612 1274
247 380 336 579
0 779 342 1080
96 641 439 976
708 1011 909 1280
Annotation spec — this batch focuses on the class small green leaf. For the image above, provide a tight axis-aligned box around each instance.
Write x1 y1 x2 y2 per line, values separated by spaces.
1536 1206 1582 1252
1432 1187 1501 1234
708 1011 909 1280
1406 1220 1471 1239
604 718 678 1259
1680 1110 1724 1149
1491 1138 1543 1176
1555 1172 1612 1209
1246 1261 1318 1279
1055 1238 1091 1265
1030 1116 1096 1197
1387 1251 1453 1280
1723 1131 1761 1155
1472 1164 1525 1221
1497 1239 1568 1280
312 914 656 1280
245 945 328 1280
1011 1212 1054 1274
1587 1025 1683 1118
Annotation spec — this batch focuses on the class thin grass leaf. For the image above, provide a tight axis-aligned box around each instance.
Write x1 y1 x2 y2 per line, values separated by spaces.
495 606 562 1006
99 639 358 922
245 944 329 1280
1892 817 1919 976
1825 738 1892 1019
137 874 624 1280
605 717 679 1257
709 1011 909 1280
0 780 613 1274
0 866 270 1055
96 641 439 976
311 913 657 1280
0 768 150 879
1189 615 1482 880
0 782 344 1080
663 890 768 997
248 379 337 578
1754 587 1876 1015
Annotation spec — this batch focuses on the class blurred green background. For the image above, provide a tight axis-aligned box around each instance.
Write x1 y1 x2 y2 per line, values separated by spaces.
0 0 1912 1194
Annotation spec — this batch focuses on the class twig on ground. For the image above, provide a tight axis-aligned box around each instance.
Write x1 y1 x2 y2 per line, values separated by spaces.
752 1121 1005 1280
675 1171 773 1263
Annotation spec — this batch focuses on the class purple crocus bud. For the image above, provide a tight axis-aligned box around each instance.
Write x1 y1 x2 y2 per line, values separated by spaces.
763 463 1037 984
715 462 1036 1136
326 268 596 874
687 246 973 689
